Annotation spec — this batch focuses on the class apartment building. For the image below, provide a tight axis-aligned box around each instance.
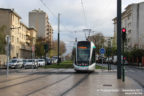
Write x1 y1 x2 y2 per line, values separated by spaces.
104 37 113 48
113 2 144 50
29 9 53 46
0 8 37 59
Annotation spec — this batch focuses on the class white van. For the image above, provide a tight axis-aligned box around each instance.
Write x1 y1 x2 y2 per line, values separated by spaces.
113 56 128 64
24 59 38 69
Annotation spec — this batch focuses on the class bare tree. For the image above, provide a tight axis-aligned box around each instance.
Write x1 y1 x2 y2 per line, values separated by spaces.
50 40 66 57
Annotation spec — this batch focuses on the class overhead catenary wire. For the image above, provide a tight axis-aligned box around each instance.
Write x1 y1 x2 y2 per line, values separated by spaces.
40 0 57 18
40 0 79 36
81 0 88 27
80 0 88 39
39 0 88 42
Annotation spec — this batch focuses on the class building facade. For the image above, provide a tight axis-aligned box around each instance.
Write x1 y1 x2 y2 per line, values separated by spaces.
29 9 53 46
113 2 144 50
0 8 37 59
104 37 113 48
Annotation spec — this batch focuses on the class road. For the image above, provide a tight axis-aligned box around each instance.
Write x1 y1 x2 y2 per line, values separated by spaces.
0 68 143 96
97 63 144 89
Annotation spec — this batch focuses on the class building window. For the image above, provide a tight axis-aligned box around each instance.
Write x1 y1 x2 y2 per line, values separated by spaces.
128 14 131 20
128 23 131 28
11 36 14 43
128 30 131 34
127 38 131 43
17 38 19 43
12 15 14 22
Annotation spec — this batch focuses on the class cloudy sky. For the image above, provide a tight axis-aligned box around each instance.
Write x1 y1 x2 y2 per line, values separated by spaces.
0 0 144 55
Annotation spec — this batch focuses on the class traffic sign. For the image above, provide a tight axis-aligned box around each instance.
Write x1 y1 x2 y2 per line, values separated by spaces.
100 48 105 54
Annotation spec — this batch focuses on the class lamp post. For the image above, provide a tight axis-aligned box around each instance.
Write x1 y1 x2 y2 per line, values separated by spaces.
10 27 20 58
57 13 60 65
6 26 20 78
5 35 10 79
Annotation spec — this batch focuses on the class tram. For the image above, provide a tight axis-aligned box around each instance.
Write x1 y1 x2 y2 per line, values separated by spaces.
73 41 96 72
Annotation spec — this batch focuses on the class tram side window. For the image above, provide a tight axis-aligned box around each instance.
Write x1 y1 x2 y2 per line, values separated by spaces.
92 48 96 63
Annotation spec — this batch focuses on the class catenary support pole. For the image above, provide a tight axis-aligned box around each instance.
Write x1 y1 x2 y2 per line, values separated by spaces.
57 13 60 65
117 0 122 79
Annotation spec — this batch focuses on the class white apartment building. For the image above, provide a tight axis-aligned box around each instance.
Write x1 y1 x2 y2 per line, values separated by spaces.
104 37 113 48
29 9 53 42
113 2 144 50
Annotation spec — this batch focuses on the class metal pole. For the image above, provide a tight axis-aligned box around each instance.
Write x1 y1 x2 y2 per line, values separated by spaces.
45 50 47 66
102 54 103 70
6 36 10 79
122 40 125 82
117 0 122 79
57 13 60 65
108 48 110 70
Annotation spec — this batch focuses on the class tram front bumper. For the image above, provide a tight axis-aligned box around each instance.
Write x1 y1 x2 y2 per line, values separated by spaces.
73 63 95 71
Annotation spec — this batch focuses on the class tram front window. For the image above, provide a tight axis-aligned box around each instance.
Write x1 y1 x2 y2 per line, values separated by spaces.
77 47 90 62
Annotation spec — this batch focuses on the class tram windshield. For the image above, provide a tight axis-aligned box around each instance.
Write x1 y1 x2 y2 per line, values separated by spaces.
77 42 90 62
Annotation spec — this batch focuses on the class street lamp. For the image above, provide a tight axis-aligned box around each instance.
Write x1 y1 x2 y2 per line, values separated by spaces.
57 13 60 65
10 26 21 58
6 26 21 78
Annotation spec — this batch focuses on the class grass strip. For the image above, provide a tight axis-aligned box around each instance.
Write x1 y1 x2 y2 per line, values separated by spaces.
41 61 107 69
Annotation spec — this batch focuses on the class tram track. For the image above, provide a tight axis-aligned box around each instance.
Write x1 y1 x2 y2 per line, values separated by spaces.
25 74 72 96
60 73 90 96
0 69 55 83
25 72 90 96
0 69 65 90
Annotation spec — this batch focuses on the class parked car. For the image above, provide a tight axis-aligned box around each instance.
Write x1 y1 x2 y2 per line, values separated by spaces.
51 56 62 64
51 56 58 64
24 59 38 69
22 59 27 67
37 59 45 66
46 58 52 65
9 59 23 69
105 57 113 63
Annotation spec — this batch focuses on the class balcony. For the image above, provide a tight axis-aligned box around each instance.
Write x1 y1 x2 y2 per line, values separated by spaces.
26 40 31 44
26 32 30 36
21 44 31 51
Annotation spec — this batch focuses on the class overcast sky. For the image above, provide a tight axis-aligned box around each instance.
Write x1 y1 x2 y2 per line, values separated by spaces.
0 0 144 55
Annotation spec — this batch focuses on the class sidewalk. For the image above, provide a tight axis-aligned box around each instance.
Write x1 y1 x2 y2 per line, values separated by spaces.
91 69 144 96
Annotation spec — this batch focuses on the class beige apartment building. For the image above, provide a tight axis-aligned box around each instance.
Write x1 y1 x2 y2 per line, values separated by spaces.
0 8 37 59
104 37 113 48
113 2 144 50
29 9 53 46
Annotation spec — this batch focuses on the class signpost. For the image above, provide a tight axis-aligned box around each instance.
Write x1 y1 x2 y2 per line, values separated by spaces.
100 48 105 54
100 48 105 70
